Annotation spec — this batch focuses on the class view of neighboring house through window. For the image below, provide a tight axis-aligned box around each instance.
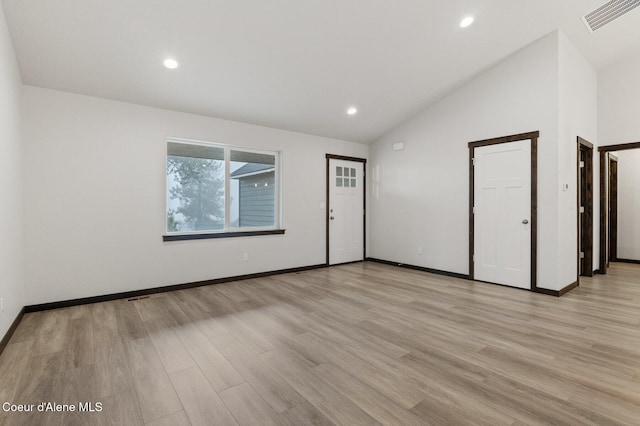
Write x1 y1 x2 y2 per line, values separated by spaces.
230 150 276 227
166 139 279 234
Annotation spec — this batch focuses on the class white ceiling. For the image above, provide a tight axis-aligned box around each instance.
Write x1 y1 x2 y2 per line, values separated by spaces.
3 0 640 143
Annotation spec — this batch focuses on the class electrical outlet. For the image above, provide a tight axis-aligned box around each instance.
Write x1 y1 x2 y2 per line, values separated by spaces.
242 252 249 261
417 246 422 255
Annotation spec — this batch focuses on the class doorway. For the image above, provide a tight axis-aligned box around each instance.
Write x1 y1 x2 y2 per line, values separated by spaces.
469 131 538 290
608 155 618 265
577 137 594 278
326 154 366 265
598 141 640 274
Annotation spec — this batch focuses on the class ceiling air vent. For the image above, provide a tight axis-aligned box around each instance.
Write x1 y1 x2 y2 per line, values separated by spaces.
582 0 640 32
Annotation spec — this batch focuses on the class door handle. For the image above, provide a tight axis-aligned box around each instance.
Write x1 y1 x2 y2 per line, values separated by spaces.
330 216 335 220
522 219 529 224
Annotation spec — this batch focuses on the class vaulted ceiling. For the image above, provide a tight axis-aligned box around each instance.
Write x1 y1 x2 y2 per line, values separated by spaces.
3 0 640 143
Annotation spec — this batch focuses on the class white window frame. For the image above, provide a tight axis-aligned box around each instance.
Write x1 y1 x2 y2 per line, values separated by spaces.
165 137 282 236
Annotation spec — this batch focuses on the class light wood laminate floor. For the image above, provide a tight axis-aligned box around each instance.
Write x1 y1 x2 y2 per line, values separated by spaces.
1 261 640 425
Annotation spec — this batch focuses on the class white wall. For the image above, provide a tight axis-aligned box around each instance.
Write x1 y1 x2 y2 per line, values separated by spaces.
616 150 640 261
22 87 367 305
0 3 24 336
558 32 598 281
370 31 562 289
599 53 640 145
368 30 598 291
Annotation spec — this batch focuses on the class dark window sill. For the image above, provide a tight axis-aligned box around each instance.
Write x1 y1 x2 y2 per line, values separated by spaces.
163 229 285 242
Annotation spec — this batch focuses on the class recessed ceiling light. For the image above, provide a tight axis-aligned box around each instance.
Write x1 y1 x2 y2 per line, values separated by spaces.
460 16 474 28
347 107 358 115
163 58 179 69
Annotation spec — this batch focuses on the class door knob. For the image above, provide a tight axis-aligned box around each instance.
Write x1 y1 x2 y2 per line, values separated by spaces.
522 219 529 224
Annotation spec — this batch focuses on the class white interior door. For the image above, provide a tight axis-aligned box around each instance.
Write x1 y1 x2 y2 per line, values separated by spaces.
329 159 364 265
474 140 531 289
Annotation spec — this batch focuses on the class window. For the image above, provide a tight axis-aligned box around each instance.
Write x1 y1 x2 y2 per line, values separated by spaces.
335 166 356 188
166 139 281 238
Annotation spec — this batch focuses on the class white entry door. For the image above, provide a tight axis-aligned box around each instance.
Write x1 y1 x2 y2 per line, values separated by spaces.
474 140 531 289
329 158 364 265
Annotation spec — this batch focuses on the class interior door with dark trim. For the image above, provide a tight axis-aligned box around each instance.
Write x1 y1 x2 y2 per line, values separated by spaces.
578 137 594 277
468 131 538 291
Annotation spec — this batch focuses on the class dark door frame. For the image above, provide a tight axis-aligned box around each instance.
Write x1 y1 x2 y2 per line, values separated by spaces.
468 131 539 291
608 155 618 266
598 141 640 274
577 137 594 279
325 154 367 266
